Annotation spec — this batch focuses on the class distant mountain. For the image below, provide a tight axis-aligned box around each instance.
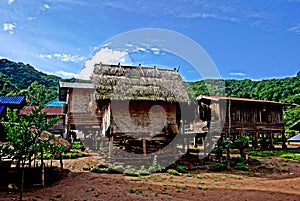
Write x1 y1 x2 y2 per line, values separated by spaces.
0 59 61 92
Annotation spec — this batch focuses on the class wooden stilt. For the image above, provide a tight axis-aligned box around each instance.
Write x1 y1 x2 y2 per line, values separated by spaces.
143 139 146 157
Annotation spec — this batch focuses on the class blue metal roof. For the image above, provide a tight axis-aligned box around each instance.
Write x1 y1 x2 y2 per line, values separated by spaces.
0 96 25 105
288 133 300 142
45 98 66 107
0 104 5 114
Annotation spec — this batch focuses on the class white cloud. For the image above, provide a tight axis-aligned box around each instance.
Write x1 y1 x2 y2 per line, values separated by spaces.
177 12 237 22
229 72 246 77
55 71 78 78
44 70 78 78
286 25 300 35
44 4 50 9
38 53 85 63
3 23 16 34
27 17 36 21
8 0 14 5
78 47 132 80
40 4 50 11
151 47 160 55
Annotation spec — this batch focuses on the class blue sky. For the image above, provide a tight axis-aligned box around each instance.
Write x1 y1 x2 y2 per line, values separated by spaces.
0 0 300 81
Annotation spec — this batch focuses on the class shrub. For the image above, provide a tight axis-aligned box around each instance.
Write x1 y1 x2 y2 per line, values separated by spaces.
176 164 188 174
167 169 180 176
139 166 151 176
91 167 112 173
231 157 247 166
109 164 124 173
124 167 138 176
209 163 227 172
71 140 85 151
235 163 249 171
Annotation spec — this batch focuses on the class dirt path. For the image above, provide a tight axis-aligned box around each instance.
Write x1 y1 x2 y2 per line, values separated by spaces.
1 155 300 201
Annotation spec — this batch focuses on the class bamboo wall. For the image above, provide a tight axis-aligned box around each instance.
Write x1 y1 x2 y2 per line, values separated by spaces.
109 100 178 137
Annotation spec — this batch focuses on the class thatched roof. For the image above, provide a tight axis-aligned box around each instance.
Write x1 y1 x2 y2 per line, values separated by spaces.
91 63 190 103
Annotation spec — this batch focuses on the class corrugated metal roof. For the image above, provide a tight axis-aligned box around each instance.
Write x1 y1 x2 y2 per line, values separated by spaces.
45 98 66 106
287 133 300 142
0 96 25 105
197 95 290 106
19 106 65 116
0 105 5 114
59 81 94 89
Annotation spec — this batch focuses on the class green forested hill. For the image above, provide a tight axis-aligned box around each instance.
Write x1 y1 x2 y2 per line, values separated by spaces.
0 59 62 104
0 59 60 90
186 72 300 104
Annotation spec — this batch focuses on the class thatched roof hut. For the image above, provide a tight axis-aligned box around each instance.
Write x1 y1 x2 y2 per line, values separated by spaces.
91 63 190 103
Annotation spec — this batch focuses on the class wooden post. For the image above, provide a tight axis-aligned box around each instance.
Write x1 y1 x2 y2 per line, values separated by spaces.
143 139 146 157
254 131 259 148
109 136 114 158
282 131 287 149
270 132 274 149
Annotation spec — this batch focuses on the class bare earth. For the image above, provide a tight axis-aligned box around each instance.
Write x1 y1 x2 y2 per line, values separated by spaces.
1 155 300 201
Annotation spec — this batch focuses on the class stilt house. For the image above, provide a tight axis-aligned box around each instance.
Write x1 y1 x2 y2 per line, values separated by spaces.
197 95 290 149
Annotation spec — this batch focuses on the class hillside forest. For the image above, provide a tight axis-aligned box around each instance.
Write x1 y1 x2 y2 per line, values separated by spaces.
0 58 299 133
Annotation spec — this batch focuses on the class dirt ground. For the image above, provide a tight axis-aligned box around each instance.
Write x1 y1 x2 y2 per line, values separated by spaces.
1 154 300 201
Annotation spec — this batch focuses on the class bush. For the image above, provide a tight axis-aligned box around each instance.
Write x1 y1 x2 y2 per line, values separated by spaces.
124 167 138 176
91 167 112 173
209 163 227 172
139 166 151 176
231 157 247 166
167 169 180 176
176 164 188 174
109 164 124 173
235 162 249 171
71 140 85 150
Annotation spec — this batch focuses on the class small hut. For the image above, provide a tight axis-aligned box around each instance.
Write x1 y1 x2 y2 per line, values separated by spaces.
90 63 190 156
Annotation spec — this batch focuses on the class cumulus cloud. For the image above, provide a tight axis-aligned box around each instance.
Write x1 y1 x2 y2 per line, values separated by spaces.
3 23 16 34
229 72 246 77
38 53 85 63
78 47 132 80
8 0 14 5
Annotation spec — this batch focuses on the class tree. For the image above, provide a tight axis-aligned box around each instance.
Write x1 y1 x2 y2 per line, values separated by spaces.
2 106 61 201
232 136 249 159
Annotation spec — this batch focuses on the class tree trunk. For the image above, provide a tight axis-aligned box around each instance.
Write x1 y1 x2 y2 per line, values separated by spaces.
240 149 247 159
41 150 45 187
226 145 231 170
19 160 25 201
60 153 63 170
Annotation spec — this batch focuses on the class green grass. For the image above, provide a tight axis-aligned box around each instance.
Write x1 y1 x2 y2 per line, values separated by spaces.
247 150 300 158
281 153 300 160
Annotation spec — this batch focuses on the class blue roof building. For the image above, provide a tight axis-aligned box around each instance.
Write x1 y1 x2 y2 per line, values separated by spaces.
0 96 25 105
45 98 66 107
0 96 26 117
